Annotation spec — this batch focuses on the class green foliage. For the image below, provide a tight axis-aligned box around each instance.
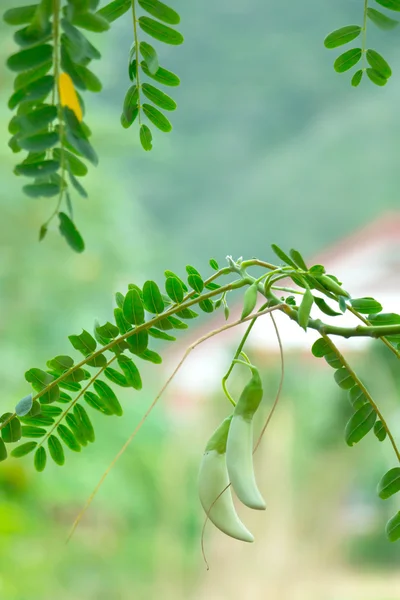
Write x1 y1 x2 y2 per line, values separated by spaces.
324 1 396 86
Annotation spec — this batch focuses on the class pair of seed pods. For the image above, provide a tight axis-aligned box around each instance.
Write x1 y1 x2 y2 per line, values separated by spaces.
198 367 265 543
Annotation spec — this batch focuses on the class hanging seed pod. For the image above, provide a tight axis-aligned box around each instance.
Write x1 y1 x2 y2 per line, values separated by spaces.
198 416 254 542
226 367 266 510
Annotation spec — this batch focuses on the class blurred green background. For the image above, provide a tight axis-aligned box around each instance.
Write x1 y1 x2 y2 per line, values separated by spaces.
2 0 400 598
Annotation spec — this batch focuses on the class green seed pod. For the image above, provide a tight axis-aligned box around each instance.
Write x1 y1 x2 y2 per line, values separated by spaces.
226 368 266 510
315 274 350 298
241 283 258 320
198 416 254 543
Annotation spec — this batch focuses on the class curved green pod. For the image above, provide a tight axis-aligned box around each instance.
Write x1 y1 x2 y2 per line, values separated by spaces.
226 368 266 510
198 416 254 543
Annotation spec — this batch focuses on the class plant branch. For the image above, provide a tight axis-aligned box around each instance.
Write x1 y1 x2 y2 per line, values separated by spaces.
66 304 283 542
322 334 400 462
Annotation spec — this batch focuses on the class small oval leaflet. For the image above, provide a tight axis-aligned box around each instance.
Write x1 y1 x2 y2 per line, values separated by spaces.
15 393 33 417
350 297 382 314
34 447 47 472
139 16 184 45
386 511 400 543
345 403 376 446
378 468 400 499
140 41 159 75
334 48 362 73
348 385 368 409
311 338 331 358
366 49 392 78
140 124 153 151
241 284 258 320
366 68 388 86
143 103 172 132
367 7 399 29
374 420 387 441
298 288 314 331
334 367 355 390
324 26 362 49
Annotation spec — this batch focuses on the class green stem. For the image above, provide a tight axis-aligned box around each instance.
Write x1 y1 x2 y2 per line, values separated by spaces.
221 301 270 405
45 0 65 228
362 0 368 68
131 0 142 125
348 306 400 360
322 334 400 462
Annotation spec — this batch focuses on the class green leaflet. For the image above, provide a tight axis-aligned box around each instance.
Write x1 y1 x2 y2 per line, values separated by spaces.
97 0 131 22
386 512 400 542
334 367 354 390
376 0 400 11
198 299 214 313
25 368 59 403
188 273 204 294
313 296 341 317
324 353 342 369
165 276 184 303
311 338 331 358
126 330 149 354
366 49 392 78
334 48 362 73
143 103 172 132
139 16 184 45
140 42 159 75
48 435 65 465
117 355 142 389
74 404 95 444
138 349 162 364
72 11 110 32
84 390 114 415
4 5 38 25
57 424 81 452
366 68 388 86
93 380 123 416
65 413 87 446
1 413 22 444
9 75 54 109
350 297 382 314
140 124 153 151
18 131 59 152
142 280 165 313
345 403 376 446
141 62 180 86
59 212 85 253
13 63 53 91
21 426 46 438
0 439 7 462
122 84 138 121
105 367 129 387
63 127 98 171
7 44 53 72
141 83 176 111
148 327 176 341
23 182 61 198
11 441 37 458
14 23 52 47
138 0 180 25
69 329 96 355
298 288 314 331
15 159 60 178
348 385 368 409
270 244 297 268
123 289 145 325
374 421 387 442
14 104 58 135
324 26 362 49
367 7 399 29
289 248 307 270
34 447 47 472
378 468 400 499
